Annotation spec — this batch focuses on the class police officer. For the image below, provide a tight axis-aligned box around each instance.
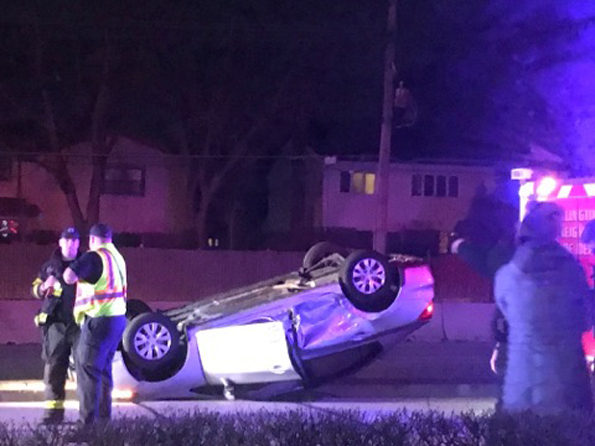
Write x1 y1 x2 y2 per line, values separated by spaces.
63 223 127 425
32 227 81 424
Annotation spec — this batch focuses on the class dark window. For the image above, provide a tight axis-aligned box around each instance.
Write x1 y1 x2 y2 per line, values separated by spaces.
423 175 434 196
436 175 446 197
448 176 459 197
411 174 422 196
102 166 145 196
340 171 351 193
0 156 12 181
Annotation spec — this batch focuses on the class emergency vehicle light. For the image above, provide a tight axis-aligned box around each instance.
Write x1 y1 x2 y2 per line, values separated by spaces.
518 182 534 198
536 176 557 198
510 168 533 180
557 185 572 199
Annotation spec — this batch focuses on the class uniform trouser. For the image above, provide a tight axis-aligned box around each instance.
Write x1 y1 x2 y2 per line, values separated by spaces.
75 315 127 425
41 322 79 421
493 342 508 412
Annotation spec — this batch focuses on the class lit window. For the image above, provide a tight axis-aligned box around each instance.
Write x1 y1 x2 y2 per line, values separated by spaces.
351 172 365 193
339 171 375 195
102 165 145 196
411 174 422 196
364 173 375 194
448 176 459 197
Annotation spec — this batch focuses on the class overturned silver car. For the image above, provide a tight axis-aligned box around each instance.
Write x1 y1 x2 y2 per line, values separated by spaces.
113 243 435 400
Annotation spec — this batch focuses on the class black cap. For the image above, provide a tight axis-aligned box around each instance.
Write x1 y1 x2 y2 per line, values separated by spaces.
60 227 80 240
89 223 112 239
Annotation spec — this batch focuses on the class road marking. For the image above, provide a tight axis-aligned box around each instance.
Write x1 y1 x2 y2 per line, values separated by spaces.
0 401 136 408
0 380 134 400
0 380 75 392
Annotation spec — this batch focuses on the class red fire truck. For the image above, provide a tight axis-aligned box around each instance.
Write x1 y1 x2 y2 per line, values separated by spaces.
512 168 595 371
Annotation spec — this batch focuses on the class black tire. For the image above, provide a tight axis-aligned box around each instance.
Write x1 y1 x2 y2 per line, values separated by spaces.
126 299 151 321
339 250 400 312
302 241 347 269
122 312 182 372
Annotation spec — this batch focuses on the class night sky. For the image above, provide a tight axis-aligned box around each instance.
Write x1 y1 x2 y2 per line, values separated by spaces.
0 0 594 248
1 1 594 171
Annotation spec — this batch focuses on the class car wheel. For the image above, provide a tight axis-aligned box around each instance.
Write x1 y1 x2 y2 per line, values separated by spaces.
339 250 400 312
302 241 347 269
122 312 182 372
126 299 151 321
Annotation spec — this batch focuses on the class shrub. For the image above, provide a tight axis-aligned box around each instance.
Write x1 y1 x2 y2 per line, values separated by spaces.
1 409 593 446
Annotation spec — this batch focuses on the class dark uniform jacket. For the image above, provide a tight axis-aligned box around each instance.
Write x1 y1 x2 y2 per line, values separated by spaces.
32 249 80 325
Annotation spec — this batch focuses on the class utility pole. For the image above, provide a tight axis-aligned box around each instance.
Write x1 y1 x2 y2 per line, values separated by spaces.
373 0 397 254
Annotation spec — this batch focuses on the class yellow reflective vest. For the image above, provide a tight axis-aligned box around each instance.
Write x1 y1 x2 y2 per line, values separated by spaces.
32 278 63 299
73 243 127 325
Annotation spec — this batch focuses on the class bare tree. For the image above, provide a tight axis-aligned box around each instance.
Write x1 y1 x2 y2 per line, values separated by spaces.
0 4 122 231
141 11 320 248
165 52 308 247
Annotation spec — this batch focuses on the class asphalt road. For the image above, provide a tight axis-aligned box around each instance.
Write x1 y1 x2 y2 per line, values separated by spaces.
0 339 498 384
0 340 499 426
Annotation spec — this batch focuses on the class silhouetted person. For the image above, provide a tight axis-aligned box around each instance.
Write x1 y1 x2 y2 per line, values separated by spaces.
450 189 517 387
495 202 593 414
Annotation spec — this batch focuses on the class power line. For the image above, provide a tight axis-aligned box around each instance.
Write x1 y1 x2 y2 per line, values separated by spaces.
0 150 322 159
1 150 395 170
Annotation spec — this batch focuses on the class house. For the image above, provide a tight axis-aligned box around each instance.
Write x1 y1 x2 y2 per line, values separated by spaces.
265 155 513 253
0 137 189 245
323 157 499 232
0 136 513 252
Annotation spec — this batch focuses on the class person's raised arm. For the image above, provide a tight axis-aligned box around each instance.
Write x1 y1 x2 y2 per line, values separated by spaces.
63 267 78 285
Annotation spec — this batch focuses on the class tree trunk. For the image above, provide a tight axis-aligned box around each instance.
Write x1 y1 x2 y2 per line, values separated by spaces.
195 191 214 249
62 178 86 230
39 155 86 230
85 148 107 227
